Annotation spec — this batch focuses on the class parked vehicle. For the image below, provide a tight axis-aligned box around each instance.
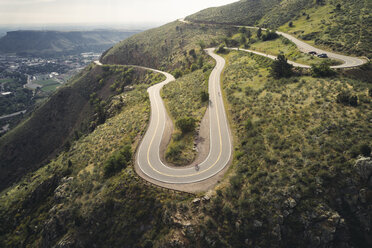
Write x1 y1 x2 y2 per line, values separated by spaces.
317 53 328 58
308 51 317 55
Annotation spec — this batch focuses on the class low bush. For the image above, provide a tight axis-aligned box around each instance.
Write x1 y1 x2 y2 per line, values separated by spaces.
201 91 209 102
176 117 196 133
104 145 132 177
261 30 279 41
336 91 358 107
311 62 335 77
271 55 293 78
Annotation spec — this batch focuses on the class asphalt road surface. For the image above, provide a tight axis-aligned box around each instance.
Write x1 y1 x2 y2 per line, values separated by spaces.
136 48 232 184
0 110 26 120
276 31 366 68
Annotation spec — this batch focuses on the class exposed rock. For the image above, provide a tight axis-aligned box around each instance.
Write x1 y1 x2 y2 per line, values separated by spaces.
205 235 217 247
328 213 341 226
54 177 74 202
283 210 290 217
22 175 59 209
55 233 76 248
272 224 281 241
359 188 367 203
41 206 72 248
192 198 201 205
253 220 263 228
277 215 284 225
355 156 372 182
202 195 211 202
285 197 297 209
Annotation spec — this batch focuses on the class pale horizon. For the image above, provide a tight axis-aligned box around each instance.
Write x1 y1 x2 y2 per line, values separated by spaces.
0 0 238 26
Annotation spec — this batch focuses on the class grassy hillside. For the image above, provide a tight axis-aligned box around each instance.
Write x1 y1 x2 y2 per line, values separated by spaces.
198 50 371 247
162 67 211 165
229 28 340 66
0 64 164 191
186 0 280 25
275 0 372 58
154 50 372 247
0 1 371 247
0 67 187 247
186 0 372 58
101 21 230 71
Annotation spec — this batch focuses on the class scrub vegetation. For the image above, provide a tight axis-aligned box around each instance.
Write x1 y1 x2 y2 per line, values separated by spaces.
0 0 371 247
161 57 213 165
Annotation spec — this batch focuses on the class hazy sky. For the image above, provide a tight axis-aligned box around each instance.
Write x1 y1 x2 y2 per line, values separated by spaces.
0 0 238 26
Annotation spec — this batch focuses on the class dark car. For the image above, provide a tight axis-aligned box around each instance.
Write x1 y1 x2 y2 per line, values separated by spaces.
308 51 317 55
317 53 328 58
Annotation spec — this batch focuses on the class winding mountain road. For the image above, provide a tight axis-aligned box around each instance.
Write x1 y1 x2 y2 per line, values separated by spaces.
180 19 367 68
93 18 367 187
136 48 232 184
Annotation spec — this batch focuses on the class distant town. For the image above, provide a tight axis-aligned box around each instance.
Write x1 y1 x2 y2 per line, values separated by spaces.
0 52 101 136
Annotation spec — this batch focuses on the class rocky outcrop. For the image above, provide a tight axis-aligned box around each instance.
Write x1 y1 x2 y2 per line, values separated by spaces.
54 177 74 203
355 156 372 186
22 176 59 209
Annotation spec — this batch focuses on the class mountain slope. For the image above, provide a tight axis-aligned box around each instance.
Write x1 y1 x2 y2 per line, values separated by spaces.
101 21 230 70
0 30 139 57
186 0 280 25
186 0 372 57
0 1 371 247
0 64 163 190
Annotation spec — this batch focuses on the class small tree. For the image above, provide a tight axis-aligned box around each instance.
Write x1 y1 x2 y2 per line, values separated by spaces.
288 21 293 27
239 27 247 34
189 49 197 59
240 33 247 45
271 55 293 78
201 91 209 102
257 28 262 39
217 45 226 54
173 69 183 78
198 40 206 50
246 29 252 40
262 30 279 41
176 117 196 134
311 62 335 77
360 144 371 157
336 91 358 107
316 0 325 5
104 145 132 177
190 63 198 72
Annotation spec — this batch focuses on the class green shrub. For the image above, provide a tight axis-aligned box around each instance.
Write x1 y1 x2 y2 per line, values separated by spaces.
271 55 293 79
176 117 196 133
336 91 358 107
261 30 279 41
190 63 198 72
104 145 132 177
360 144 371 157
173 69 183 79
217 45 226 54
166 143 184 159
201 91 209 102
311 62 335 77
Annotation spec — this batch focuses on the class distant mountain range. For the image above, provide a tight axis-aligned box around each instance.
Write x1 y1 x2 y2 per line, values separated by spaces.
0 30 140 57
